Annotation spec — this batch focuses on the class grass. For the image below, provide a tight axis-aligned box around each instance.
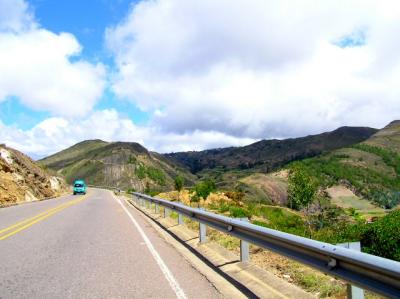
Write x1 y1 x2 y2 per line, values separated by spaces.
331 194 387 218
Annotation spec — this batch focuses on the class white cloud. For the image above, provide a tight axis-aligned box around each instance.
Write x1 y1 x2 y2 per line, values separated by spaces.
0 0 106 117
0 0 34 32
106 0 400 140
0 109 255 157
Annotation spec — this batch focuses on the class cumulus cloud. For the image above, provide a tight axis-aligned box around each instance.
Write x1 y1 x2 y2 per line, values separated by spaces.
0 0 106 117
0 109 255 158
106 0 400 139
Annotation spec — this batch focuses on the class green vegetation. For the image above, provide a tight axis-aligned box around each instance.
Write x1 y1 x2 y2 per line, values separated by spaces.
352 144 400 175
174 175 184 192
362 210 400 261
290 147 400 207
194 179 216 200
146 166 166 185
204 187 400 261
288 165 317 210
126 187 136 194
127 155 137 164
136 164 146 179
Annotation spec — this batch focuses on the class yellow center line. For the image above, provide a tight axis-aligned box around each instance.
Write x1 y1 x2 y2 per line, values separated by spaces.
0 198 80 235
0 194 88 241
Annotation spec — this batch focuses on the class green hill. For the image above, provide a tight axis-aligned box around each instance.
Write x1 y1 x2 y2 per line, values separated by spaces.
165 126 377 174
40 140 195 193
291 121 400 208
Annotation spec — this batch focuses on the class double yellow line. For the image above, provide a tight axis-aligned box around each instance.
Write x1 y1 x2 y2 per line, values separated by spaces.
0 194 88 241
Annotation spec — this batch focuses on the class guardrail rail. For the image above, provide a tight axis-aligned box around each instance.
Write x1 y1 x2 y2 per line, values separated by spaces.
131 192 400 298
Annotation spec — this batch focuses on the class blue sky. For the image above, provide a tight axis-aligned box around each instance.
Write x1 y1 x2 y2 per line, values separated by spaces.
0 0 399 157
0 0 148 130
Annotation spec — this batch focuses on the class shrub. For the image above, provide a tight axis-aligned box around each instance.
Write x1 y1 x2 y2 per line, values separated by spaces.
174 175 185 192
194 179 216 200
229 206 250 218
361 210 400 261
146 166 166 186
127 155 136 164
136 164 146 179
288 165 317 210
371 190 400 209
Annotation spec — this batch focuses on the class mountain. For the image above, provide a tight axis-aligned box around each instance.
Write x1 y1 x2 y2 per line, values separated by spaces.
293 121 400 208
165 126 378 174
364 120 400 151
40 140 195 193
0 144 66 206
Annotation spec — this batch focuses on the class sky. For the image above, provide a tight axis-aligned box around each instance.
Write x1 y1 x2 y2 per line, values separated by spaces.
0 0 400 159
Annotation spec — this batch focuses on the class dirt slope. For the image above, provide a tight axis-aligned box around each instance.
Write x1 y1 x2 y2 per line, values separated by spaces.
0 145 66 205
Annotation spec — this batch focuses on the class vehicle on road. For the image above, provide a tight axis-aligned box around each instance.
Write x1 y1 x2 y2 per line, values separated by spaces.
73 180 87 195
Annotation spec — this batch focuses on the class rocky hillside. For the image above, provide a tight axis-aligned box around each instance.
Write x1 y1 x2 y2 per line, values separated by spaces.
165 126 377 174
0 144 66 206
40 140 195 193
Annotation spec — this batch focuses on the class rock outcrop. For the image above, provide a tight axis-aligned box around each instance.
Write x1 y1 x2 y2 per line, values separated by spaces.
0 145 67 206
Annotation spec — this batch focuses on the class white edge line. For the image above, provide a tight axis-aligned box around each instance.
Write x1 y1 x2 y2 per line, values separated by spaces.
114 194 187 299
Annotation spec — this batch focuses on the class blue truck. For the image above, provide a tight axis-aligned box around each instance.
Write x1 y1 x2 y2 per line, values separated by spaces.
73 180 87 195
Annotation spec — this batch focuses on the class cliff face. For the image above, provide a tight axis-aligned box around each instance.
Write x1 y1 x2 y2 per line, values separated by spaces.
0 145 66 206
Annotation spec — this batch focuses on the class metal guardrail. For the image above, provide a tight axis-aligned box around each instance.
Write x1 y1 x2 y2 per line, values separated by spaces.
88 185 125 194
132 192 400 298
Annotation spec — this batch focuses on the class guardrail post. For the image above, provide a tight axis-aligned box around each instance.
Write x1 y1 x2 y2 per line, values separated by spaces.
337 242 364 299
155 203 159 214
240 218 250 263
199 208 207 243
178 213 184 225
178 202 184 225
164 207 170 218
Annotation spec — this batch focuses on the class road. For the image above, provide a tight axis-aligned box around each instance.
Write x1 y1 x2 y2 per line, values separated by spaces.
0 189 223 298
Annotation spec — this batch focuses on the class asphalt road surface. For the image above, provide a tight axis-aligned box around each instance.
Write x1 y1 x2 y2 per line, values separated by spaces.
0 188 223 298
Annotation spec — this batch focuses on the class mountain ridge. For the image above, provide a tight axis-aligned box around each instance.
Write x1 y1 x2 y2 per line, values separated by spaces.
165 126 378 173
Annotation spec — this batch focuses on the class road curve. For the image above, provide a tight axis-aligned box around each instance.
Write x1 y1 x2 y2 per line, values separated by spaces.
0 188 222 298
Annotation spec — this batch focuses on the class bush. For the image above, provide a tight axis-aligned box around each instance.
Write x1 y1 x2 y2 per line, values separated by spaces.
229 206 250 218
288 165 317 210
174 175 185 192
146 166 166 186
194 179 216 200
371 190 400 209
361 210 400 261
127 155 136 164
136 164 146 179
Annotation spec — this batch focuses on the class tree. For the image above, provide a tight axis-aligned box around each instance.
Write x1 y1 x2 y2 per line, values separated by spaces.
194 179 216 201
174 175 184 192
288 165 317 210
174 175 185 201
